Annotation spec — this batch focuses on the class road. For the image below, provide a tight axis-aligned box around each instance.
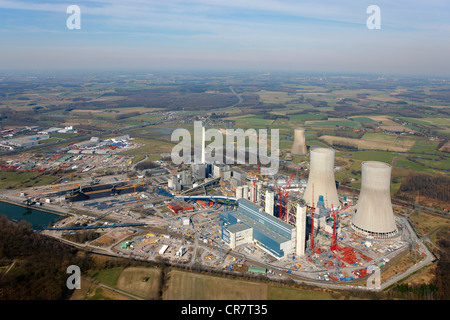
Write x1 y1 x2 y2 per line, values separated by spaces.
0 260 16 280
229 86 243 107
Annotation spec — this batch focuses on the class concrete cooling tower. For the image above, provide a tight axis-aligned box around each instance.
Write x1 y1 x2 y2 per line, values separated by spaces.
303 148 340 209
291 128 307 155
352 161 398 239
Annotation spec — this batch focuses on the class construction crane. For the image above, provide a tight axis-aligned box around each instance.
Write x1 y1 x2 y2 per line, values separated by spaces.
275 173 294 222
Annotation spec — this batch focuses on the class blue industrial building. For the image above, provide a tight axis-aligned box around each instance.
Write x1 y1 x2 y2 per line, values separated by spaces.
219 198 295 259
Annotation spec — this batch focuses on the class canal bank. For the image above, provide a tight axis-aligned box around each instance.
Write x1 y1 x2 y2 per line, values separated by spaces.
0 199 67 229
0 198 69 216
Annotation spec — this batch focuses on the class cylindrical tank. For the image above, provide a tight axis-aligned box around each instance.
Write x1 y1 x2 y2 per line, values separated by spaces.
304 148 340 209
291 128 307 155
351 161 398 239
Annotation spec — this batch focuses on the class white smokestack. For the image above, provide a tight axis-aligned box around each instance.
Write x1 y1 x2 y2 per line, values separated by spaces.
201 126 206 164
291 128 307 155
304 147 340 209
351 161 398 239
296 204 307 256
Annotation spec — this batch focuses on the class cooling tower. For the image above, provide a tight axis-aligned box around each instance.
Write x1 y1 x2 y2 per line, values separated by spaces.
351 161 398 239
291 128 307 155
303 148 340 209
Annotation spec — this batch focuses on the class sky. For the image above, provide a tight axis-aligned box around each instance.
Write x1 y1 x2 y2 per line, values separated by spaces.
0 0 449 75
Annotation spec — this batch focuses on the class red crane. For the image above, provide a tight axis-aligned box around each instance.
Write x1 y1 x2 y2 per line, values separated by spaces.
281 173 294 222
275 173 294 222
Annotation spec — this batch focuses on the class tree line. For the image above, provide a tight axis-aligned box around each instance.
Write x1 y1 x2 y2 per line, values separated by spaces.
394 173 450 204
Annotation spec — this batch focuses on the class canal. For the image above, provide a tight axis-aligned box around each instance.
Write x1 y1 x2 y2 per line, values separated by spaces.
0 201 63 229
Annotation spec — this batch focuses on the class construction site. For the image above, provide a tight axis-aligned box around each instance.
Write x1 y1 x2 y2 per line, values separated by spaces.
0 125 434 291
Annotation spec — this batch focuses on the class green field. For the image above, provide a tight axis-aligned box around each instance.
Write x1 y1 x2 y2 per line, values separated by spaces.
267 285 336 300
0 171 59 189
83 267 361 300
163 269 268 300
115 267 162 299
89 267 124 287
306 119 361 128
227 114 275 128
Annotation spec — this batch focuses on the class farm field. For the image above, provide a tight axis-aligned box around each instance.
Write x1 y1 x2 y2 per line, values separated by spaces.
163 269 268 300
319 135 415 152
78 266 364 300
70 278 133 300
115 267 162 300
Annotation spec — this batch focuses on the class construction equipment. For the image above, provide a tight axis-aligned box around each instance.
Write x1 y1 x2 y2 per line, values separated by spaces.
275 173 294 222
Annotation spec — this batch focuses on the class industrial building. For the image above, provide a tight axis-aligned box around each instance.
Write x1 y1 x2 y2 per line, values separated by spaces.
219 198 296 259
167 200 194 214
0 134 49 150
69 135 131 154
213 163 231 181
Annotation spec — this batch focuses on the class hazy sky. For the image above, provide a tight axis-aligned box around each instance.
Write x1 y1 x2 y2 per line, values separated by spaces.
0 0 449 75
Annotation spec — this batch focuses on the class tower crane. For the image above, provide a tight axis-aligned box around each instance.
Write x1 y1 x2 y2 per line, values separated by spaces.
276 173 294 222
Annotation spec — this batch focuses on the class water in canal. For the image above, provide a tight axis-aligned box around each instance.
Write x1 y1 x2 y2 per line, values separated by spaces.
0 201 63 229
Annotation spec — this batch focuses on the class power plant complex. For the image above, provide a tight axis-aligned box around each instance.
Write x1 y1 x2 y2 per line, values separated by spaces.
29 124 415 287
162 125 406 274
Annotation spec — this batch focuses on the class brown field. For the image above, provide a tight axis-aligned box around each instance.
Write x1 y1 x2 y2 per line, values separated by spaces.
408 211 450 237
439 141 450 152
380 125 416 133
91 229 134 247
320 135 414 152
163 269 268 300
367 96 404 103
380 251 426 285
70 278 132 300
359 115 398 126
116 267 162 299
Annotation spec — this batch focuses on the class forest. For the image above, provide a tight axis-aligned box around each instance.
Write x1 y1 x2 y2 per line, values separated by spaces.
0 215 90 299
394 173 450 205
